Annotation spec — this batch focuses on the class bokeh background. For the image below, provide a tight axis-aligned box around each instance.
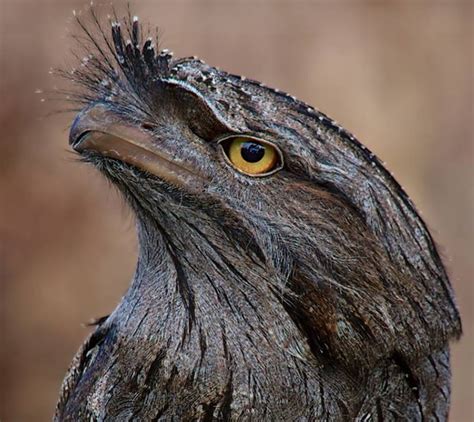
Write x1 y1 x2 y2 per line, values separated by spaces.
1 0 472 420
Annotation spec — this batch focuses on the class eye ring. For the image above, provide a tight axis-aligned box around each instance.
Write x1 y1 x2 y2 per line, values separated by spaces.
218 135 284 177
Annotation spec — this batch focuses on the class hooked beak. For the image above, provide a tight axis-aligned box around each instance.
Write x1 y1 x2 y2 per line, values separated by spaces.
70 104 207 190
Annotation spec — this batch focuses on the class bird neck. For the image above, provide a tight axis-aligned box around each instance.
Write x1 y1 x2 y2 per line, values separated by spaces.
132 210 281 325
108 210 312 367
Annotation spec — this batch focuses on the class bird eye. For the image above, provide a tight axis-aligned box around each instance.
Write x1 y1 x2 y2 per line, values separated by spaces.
219 136 283 176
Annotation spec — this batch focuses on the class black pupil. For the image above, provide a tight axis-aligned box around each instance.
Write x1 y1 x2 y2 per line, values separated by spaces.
240 142 265 163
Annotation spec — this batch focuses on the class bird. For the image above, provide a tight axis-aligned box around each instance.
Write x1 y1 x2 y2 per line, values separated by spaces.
55 11 461 421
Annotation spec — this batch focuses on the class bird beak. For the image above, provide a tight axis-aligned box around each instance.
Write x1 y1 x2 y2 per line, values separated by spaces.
69 104 206 190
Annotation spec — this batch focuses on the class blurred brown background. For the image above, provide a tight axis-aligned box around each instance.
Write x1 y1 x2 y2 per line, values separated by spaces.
0 0 472 420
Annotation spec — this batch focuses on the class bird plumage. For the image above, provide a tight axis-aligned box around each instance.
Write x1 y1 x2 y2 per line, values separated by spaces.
55 11 461 421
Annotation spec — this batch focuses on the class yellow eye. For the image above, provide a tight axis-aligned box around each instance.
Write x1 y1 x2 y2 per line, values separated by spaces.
220 136 283 176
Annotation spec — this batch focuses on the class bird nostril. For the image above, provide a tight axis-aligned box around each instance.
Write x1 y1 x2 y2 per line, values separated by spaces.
71 131 92 151
141 123 154 131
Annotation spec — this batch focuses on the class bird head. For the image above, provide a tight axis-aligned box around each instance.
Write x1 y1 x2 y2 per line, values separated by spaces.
66 14 461 375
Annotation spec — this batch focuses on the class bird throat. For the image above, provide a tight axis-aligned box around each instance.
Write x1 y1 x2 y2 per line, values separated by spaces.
85 212 340 419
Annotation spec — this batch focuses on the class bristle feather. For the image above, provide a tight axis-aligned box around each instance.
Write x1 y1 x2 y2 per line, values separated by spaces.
59 5 171 119
142 39 156 72
132 17 140 47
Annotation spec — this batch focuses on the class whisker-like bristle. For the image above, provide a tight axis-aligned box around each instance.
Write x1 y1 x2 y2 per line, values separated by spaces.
143 38 156 72
58 6 169 117
111 22 125 65
132 16 140 47
156 49 172 76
